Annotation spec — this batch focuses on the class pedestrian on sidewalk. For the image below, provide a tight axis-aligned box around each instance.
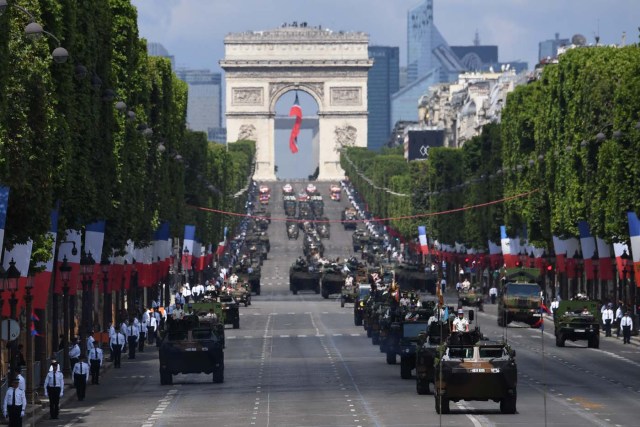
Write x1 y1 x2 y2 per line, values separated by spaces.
89 344 104 384
69 338 80 373
110 327 125 368
3 376 26 426
489 286 498 304
44 359 64 420
615 303 624 338
602 304 614 337
73 355 90 401
621 311 633 344
12 370 25 393
138 315 148 353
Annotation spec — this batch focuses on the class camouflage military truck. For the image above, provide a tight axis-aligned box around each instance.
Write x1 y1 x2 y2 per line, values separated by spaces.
159 313 225 385
497 269 543 327
394 264 438 294
434 331 517 414
289 260 321 295
415 320 451 395
458 287 484 312
191 297 239 329
230 283 251 307
554 300 600 348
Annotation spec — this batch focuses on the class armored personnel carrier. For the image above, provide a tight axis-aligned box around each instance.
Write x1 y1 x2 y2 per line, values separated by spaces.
497 268 543 327
316 218 330 239
289 259 321 295
458 287 484 311
158 313 225 385
554 300 600 348
434 331 517 414
394 263 438 294
321 264 345 299
341 207 358 230
283 194 297 217
286 219 299 240
310 194 324 217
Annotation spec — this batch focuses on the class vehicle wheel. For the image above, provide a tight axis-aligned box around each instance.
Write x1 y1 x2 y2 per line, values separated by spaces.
400 357 412 379
416 380 430 395
372 332 380 345
322 290 329 299
341 297 345 308
248 297 252 306
292 289 298 295
233 318 240 329
212 363 224 383
366 327 372 338
588 336 599 349
386 351 396 365
498 314 505 327
555 334 565 347
354 314 362 326
160 370 172 385
435 395 449 414
256 289 261 296
244 301 249 307
500 394 517 414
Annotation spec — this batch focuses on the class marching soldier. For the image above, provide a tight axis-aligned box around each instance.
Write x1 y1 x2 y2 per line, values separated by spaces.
89 344 104 384
139 314 148 352
44 359 64 420
110 327 126 368
3 376 26 426
72 355 90 401
69 337 80 373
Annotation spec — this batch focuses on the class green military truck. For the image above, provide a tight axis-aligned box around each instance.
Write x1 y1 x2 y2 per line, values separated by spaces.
497 268 543 327
158 313 225 385
554 300 600 348
434 331 518 414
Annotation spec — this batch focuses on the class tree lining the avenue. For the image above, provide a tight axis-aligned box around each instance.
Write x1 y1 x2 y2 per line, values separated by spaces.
341 45 640 251
0 0 253 261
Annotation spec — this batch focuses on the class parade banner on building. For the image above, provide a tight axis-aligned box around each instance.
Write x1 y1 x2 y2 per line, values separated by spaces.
288 92 302 154
578 221 597 280
33 208 58 309
627 211 640 287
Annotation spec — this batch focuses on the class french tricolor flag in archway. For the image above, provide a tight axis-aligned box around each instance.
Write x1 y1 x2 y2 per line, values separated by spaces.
288 92 302 154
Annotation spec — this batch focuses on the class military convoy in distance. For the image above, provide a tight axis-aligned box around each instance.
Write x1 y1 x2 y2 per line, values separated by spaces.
286 219 299 240
394 263 438 294
316 218 330 239
497 268 543 327
341 207 358 230
434 330 518 414
458 287 484 312
289 259 321 295
158 312 225 385
283 194 297 217
310 194 324 217
554 300 600 348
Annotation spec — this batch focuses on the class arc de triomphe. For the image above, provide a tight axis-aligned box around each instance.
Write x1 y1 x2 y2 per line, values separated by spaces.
220 26 372 181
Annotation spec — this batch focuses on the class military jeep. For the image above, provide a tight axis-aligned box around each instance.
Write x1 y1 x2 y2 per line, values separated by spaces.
434 331 517 414
554 300 600 348
159 313 225 385
497 269 542 327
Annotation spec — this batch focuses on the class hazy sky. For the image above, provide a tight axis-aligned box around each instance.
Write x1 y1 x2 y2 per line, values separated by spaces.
131 0 638 72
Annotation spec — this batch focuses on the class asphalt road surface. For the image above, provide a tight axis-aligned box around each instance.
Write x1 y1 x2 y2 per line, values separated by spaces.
35 182 640 427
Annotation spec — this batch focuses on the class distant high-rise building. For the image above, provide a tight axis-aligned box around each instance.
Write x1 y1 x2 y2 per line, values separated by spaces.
147 42 175 69
394 0 464 125
368 46 400 151
538 33 569 62
175 68 223 140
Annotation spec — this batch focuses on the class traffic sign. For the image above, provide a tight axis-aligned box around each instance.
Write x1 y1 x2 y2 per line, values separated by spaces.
0 319 20 341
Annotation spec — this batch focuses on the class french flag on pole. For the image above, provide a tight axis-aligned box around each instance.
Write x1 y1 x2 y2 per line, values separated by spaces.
487 240 502 269
153 222 171 283
85 221 105 283
595 236 613 281
33 208 59 309
2 240 33 316
578 221 597 280
500 226 519 268
418 226 429 255
55 230 82 295
613 242 630 280
0 186 9 254
564 238 580 279
288 92 302 154
553 236 567 273
627 211 640 287
182 225 196 271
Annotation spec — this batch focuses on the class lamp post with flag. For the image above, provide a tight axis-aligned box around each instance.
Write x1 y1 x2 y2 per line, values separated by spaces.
3 259 20 372
79 251 95 355
101 258 111 337
621 250 631 309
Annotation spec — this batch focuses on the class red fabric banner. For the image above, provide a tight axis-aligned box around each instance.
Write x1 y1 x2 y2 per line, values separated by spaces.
288 93 302 154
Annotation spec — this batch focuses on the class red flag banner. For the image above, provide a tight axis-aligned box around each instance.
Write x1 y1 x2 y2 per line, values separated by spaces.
288 93 302 154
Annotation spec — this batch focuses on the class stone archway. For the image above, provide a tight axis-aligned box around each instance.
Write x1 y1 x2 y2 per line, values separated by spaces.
221 25 372 181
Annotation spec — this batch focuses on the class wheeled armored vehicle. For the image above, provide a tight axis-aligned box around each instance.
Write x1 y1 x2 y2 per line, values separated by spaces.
554 300 600 348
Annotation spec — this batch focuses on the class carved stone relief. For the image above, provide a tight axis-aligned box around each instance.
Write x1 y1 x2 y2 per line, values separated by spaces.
238 124 257 141
334 123 357 152
330 87 361 106
232 88 264 105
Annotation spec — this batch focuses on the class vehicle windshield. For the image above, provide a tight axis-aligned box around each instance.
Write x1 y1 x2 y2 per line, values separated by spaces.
359 288 371 298
505 283 541 297
448 347 474 359
403 323 427 338
479 348 505 358
192 329 214 340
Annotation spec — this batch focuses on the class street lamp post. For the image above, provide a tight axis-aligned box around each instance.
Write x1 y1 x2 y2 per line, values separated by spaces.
24 274 34 403
621 250 631 309
79 251 95 355
59 256 72 376
591 253 600 301
101 259 111 334
120 260 128 322
3 259 20 372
